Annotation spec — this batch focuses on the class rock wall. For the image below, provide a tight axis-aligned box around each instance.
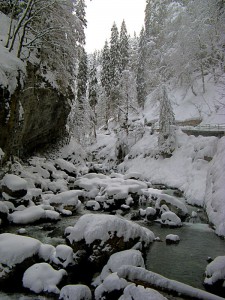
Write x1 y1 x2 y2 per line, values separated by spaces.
0 63 71 160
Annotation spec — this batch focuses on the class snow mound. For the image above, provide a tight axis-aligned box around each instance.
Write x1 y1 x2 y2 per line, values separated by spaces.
204 256 225 286
94 249 145 285
8 205 59 224
59 284 92 300
23 262 67 294
0 233 41 267
95 273 128 300
205 137 225 237
65 213 155 246
119 283 167 300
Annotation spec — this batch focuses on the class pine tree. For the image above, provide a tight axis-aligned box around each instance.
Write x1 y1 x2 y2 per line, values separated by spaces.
158 85 176 157
101 40 111 98
119 20 129 73
88 53 98 140
137 27 147 109
75 46 88 144
109 22 120 118
110 22 120 86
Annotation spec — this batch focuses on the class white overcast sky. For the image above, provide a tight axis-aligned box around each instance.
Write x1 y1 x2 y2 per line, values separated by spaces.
85 0 146 53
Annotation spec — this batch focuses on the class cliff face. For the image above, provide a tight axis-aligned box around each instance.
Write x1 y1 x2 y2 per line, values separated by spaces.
0 63 71 159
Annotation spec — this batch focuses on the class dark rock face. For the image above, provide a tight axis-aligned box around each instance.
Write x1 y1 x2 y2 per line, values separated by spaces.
0 63 71 160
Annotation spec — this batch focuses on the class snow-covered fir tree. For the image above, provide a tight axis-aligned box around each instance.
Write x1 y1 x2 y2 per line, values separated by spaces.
119 20 129 73
73 47 88 144
158 85 176 157
137 27 148 109
88 53 98 141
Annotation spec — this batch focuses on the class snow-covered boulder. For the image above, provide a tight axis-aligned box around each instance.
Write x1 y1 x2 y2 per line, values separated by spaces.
52 245 75 268
23 262 67 294
155 193 188 219
59 284 92 300
8 205 60 224
118 284 167 300
165 234 180 244
85 200 101 211
0 233 41 287
95 273 128 300
93 249 145 286
160 211 182 228
49 190 83 213
65 214 154 270
1 174 28 198
204 256 225 296
55 158 77 177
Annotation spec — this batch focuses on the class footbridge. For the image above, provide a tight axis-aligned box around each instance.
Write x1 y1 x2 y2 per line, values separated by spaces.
181 124 225 138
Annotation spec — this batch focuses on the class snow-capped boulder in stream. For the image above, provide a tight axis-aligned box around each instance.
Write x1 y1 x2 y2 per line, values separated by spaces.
204 256 225 297
93 249 145 287
65 214 154 271
0 233 41 289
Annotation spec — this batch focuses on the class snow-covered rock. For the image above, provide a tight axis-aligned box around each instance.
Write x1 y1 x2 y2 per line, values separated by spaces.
1 174 28 198
52 245 75 268
95 273 128 300
204 256 225 296
93 249 145 286
59 284 92 300
65 214 154 269
8 205 60 224
165 234 180 244
23 262 67 294
85 200 101 211
55 158 77 177
119 284 167 300
49 190 83 213
160 211 182 228
0 233 41 287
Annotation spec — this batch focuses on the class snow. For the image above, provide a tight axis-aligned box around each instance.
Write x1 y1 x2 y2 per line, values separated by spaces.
22 262 67 294
205 137 225 236
49 190 83 206
165 234 180 242
117 266 225 300
204 256 225 286
119 130 218 206
8 205 60 224
0 233 41 267
94 249 145 286
95 273 128 300
55 158 77 175
59 285 92 300
1 174 28 192
160 211 182 227
119 284 168 300
52 245 74 268
65 213 155 246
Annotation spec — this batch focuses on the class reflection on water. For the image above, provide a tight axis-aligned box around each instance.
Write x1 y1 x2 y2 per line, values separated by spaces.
146 222 225 290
